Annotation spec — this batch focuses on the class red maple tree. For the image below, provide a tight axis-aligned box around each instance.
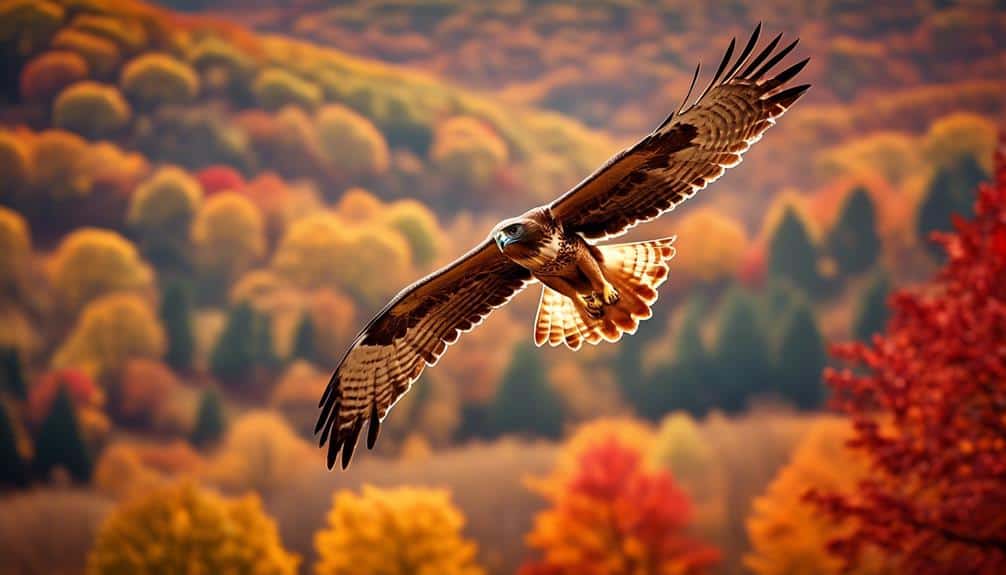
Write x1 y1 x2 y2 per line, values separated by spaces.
809 134 1006 574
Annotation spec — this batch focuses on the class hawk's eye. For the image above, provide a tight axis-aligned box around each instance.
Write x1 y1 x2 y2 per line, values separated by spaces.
504 224 523 237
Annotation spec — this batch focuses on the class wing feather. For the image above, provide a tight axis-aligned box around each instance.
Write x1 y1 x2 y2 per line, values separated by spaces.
316 239 533 469
549 25 810 240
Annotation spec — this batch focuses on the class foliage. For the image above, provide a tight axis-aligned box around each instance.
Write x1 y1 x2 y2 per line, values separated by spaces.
922 113 997 174
160 279 195 371
647 297 714 417
809 139 1006 573
289 311 317 364
86 481 299 575
139 105 255 172
269 360 328 438
190 386 225 447
54 293 166 375
252 68 322 111
209 301 257 382
191 191 266 282
110 358 181 427
826 186 880 276
386 198 441 268
430 116 508 194
315 103 390 179
0 401 28 487
49 227 153 312
93 441 165 499
315 484 485 575
0 206 31 298
917 153 987 254
852 272 890 342
29 129 92 198
27 367 99 423
774 300 826 410
520 423 719 575
127 165 203 265
673 209 748 283
51 28 121 79
488 343 564 439
120 53 200 110
768 207 822 295
20 50 89 102
70 13 148 54
0 131 30 198
53 81 131 139
712 287 773 412
208 410 311 495
196 164 245 196
34 384 93 482
0 0 64 55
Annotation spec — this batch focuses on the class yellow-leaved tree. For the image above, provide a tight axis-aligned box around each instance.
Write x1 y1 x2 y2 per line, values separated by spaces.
314 485 485 575
0 206 31 298
671 209 748 284
53 293 165 375
87 481 299 575
191 191 266 282
49 227 153 313
745 417 897 575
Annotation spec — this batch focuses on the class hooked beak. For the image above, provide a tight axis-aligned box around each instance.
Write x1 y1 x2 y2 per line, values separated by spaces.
494 231 515 250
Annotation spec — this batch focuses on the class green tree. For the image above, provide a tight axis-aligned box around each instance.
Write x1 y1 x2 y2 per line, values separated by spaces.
917 153 988 254
853 272 890 342
252 311 278 369
52 81 131 139
768 207 821 295
160 280 194 371
127 166 203 269
190 387 225 447
120 53 199 110
488 343 563 439
774 301 826 409
0 401 27 487
713 288 773 412
34 385 92 482
209 302 256 382
252 68 321 112
0 347 27 400
826 186 880 276
289 311 316 364
647 298 714 418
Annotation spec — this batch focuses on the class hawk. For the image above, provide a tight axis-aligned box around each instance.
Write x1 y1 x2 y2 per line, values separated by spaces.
317 24 809 469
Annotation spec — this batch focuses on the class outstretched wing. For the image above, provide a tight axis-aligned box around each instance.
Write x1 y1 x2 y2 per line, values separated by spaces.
315 239 533 469
549 24 810 240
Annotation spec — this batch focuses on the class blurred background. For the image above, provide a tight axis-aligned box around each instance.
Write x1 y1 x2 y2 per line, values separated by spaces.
0 0 1004 574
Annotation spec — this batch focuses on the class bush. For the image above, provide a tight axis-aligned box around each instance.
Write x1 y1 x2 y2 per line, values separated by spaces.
50 28 120 79
34 384 93 482
52 81 131 138
19 50 89 102
315 485 485 575
87 482 299 574
30 129 92 198
315 103 390 178
190 192 265 282
0 206 31 297
252 68 322 111
120 53 199 110
49 227 154 312
54 293 165 375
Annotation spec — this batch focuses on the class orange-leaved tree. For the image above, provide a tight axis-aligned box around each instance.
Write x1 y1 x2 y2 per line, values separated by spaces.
519 420 719 575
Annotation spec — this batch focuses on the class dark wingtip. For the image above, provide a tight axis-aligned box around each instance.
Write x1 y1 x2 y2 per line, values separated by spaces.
366 403 381 450
768 83 812 108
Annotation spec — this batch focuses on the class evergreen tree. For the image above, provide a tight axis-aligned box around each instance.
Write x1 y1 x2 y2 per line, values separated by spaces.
918 154 988 254
647 298 714 418
853 272 891 342
774 301 826 409
712 288 774 412
290 311 316 363
488 343 563 439
252 311 279 369
34 385 92 482
0 347 27 400
210 302 256 381
190 387 225 447
827 186 880 275
160 280 195 371
0 402 27 487
768 207 821 295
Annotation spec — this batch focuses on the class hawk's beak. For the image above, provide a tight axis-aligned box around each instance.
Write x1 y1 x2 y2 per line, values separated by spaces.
495 231 513 250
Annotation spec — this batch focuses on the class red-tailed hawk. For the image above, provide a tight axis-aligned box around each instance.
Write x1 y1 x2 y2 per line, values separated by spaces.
317 24 809 469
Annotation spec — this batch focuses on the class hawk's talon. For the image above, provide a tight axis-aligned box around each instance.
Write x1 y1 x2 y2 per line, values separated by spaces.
602 284 620 305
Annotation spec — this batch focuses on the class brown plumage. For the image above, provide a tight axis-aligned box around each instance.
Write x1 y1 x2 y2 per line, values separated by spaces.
317 24 810 469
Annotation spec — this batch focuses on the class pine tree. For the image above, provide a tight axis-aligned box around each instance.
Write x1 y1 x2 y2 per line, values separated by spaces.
160 280 195 371
0 402 27 487
210 302 256 381
34 385 92 482
918 154 987 254
712 288 773 412
774 301 826 409
253 311 279 369
190 387 225 447
853 272 890 342
488 343 563 439
647 298 714 418
826 186 880 275
290 312 316 364
768 207 821 295
0 347 27 400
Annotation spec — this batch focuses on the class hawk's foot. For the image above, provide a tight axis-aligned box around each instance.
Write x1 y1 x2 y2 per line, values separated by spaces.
578 293 604 318
601 283 620 305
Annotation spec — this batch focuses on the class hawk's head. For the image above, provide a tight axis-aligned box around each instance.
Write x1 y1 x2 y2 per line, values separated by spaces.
492 209 553 256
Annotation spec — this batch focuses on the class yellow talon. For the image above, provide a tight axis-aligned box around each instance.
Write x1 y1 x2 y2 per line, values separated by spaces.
602 283 620 305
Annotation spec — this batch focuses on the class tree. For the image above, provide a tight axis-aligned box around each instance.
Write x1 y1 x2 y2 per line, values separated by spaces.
86 482 299 574
768 207 821 294
712 288 773 412
774 301 826 409
852 272 890 342
917 153 987 254
252 68 321 111
190 192 265 283
119 53 199 110
0 132 30 199
49 227 153 312
315 103 390 179
289 311 316 364
51 28 120 78
519 424 719 575
488 343 563 439
647 298 715 417
0 347 27 400
430 116 508 200
34 385 92 482
809 139 1006 573
190 387 225 447
0 206 31 299
826 186 880 276
0 402 27 488
208 411 310 496
160 280 194 371
127 166 203 268
52 81 131 139
19 50 89 103
29 130 92 199
673 209 748 284
386 199 441 268
53 293 166 375
209 302 256 382
315 485 485 575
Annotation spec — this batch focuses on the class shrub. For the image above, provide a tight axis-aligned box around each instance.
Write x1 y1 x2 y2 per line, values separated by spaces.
190 387 225 447
315 485 485 575
51 28 120 78
315 103 390 178
86 482 299 574
30 129 92 198
430 116 508 192
54 293 165 375
190 192 265 282
34 384 93 482
208 410 311 495
120 53 199 110
0 206 31 297
53 81 131 138
49 227 153 312
386 198 441 268
20 50 89 102
252 68 322 111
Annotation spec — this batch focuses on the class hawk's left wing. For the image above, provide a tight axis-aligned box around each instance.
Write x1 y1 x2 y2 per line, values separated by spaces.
549 25 810 240
315 238 533 469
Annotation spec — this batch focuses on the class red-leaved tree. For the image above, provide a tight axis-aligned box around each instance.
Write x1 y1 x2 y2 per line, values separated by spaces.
809 133 1006 574
519 425 719 575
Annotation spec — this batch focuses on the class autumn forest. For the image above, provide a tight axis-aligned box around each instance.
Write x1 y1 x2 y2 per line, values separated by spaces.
0 0 1004 574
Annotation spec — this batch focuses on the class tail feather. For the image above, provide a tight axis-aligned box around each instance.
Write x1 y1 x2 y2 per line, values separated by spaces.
534 237 676 350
